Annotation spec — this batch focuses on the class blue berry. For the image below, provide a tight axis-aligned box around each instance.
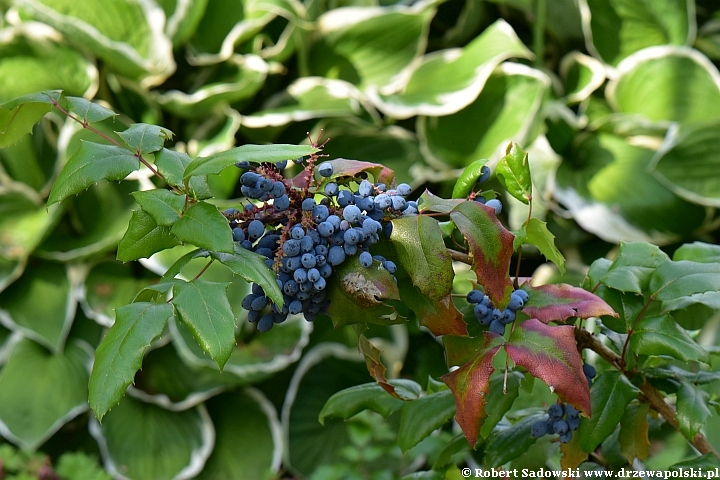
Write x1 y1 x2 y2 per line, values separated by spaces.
343 205 361 224
477 165 490 185
328 246 345 266
302 198 316 211
257 314 274 332
358 180 373 197
531 420 548 438
553 420 569 435
274 194 290 211
318 162 333 177
324 182 339 196
232 228 245 242
467 290 484 304
312 205 330 222
269 182 286 198
291 226 305 240
307 268 321 283
486 198 502 215
382 260 396 274
294 268 308 284
283 239 301 256
359 251 373 267
397 183 412 196
301 253 316 269
583 364 596 378
275 160 288 170
489 319 505 335
548 404 564 420
248 220 264 240
241 172 260 186
337 190 353 207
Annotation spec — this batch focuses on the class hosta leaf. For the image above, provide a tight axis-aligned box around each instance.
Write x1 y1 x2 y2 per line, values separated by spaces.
630 313 709 363
64 96 117 123
391 215 453 300
0 339 91 450
318 158 395 186
47 142 139 205
578 371 639 453
441 332 504 447
649 260 720 302
117 209 180 262
399 284 468 337
513 218 565 274
579 0 694 65
210 244 283 307
676 382 711 443
131 189 185 227
618 403 650 463
606 47 720 124
452 159 488 199
171 280 235 369
116 123 173 155
496 142 532 205
521 283 617 324
183 144 318 181
0 191 59 261
367 19 531 118
398 390 456 452
170 201 233 254
90 398 213 480
560 51 606 103
319 383 404 424
89 302 174 421
601 242 669 293
449 201 514 306
506 319 591 415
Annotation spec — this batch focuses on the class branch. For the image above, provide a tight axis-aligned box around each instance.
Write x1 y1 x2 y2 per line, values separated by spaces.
575 327 720 459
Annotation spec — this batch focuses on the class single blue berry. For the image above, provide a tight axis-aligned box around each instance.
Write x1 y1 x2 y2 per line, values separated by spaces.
318 162 333 177
359 251 373 267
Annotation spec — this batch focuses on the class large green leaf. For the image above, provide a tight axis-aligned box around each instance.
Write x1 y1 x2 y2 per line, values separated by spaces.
89 302 174 421
0 338 91 450
210 243 284 307
630 313 709 363
90 397 214 480
649 121 720 207
390 215 453 300
15 0 175 83
47 141 139 205
171 280 235 369
154 148 211 198
0 190 60 261
560 51 606 103
170 201 234 254
0 32 96 105
676 381 711 441
606 47 720 124
419 64 549 168
196 389 280 479
398 390 456 452
649 260 720 302
673 242 720 263
0 100 52 149
0 261 75 353
312 1 436 89
600 242 669 293
579 0 694 65
368 19 531 118
578 371 639 453
131 189 186 227
618 403 650 464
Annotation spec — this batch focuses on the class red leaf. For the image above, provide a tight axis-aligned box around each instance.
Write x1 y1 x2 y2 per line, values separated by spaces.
506 319 591 416
322 158 395 185
358 334 402 399
449 201 514 305
441 333 504 446
522 284 618 324
415 293 468 337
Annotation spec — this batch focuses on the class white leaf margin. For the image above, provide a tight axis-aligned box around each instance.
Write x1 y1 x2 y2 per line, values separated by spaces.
559 51 606 104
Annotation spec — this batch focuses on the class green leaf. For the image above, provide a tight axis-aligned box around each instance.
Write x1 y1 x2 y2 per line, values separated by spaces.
89 302 173 421
55 452 112 480
630 313 709 363
514 218 565 274
64 97 117 123
496 142 532 204
183 144 318 181
578 371 639 453
649 260 720 302
0 103 52 148
117 209 181 262
0 261 74 353
593 286 645 333
390 215 453 300
196 390 279 480
90 397 213 480
419 64 549 169
480 371 524 438
506 319 591 416
441 333 504 447
210 243 284 307
47 141 139 205
676 382 711 441
484 412 546 466
450 201 514 305
398 284 468 337
618 403 650 463
0 191 59 261
368 19 531 118
171 280 236 369
154 148 211 197
601 242 669 293
649 122 720 207
452 159 488 199
319 383 405 425
670 453 720 471
0 339 91 450
170 201 233 253
398 390 456 452
1 90 62 109
606 47 720 124
673 242 720 263
116 123 173 155
561 51 606 103
579 0 693 65
131 189 186 227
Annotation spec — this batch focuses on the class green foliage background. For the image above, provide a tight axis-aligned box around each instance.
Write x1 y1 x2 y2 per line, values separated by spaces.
1 0 720 478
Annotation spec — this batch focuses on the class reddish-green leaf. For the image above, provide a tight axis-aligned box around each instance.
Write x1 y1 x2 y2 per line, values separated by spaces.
521 284 618 324
449 201 514 305
358 334 403 400
441 333 504 447
496 143 531 205
619 403 650 464
443 335 490 368
417 190 464 213
560 433 588 470
505 319 591 415
320 158 395 186
391 215 453 300
400 284 468 337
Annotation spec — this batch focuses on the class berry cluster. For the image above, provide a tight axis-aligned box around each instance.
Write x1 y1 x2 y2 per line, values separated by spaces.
531 403 581 443
466 288 528 335
225 157 415 332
